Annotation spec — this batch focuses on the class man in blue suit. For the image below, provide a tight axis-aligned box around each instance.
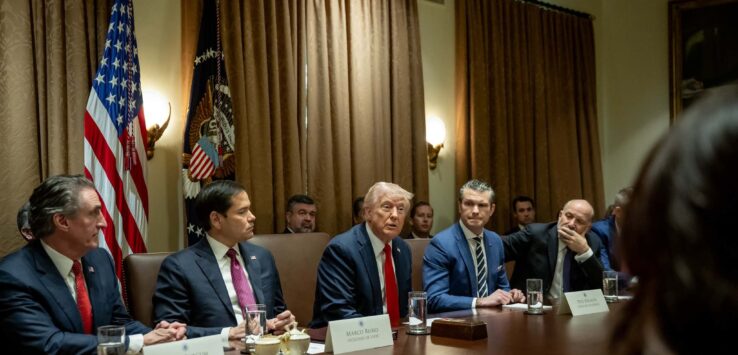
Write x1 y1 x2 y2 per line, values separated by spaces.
0 175 185 355
424 180 525 313
310 182 413 328
154 180 294 339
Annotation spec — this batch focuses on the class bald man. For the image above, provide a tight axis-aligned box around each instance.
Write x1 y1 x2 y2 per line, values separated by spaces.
502 200 604 302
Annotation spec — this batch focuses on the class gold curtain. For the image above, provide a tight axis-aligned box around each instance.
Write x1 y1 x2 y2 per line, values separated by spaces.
455 0 604 233
304 0 429 235
219 0 303 234
0 0 111 257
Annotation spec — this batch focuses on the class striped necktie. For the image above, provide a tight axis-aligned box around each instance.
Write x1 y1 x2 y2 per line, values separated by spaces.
474 236 488 297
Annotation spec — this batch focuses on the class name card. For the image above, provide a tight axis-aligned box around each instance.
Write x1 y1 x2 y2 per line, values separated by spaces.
143 334 226 355
557 289 609 316
325 314 393 354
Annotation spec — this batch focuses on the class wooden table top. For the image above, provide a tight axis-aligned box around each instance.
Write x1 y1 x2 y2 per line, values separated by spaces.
227 302 623 354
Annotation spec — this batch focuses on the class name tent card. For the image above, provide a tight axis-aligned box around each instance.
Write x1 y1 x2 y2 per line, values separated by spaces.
143 334 226 355
325 314 393 354
557 289 609 316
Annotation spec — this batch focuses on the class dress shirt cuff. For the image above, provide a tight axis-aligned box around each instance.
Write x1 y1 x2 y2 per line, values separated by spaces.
471 297 477 308
127 334 144 354
221 327 232 339
574 247 593 263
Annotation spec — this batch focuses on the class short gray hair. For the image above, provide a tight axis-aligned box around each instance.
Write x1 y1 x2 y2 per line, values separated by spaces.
29 175 96 239
363 182 414 212
459 179 495 203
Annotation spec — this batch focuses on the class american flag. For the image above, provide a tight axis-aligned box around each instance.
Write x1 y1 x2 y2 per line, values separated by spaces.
83 0 148 281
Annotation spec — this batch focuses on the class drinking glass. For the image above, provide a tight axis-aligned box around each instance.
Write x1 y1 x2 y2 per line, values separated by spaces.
603 271 618 303
244 304 267 353
407 291 429 335
97 325 125 355
526 279 544 315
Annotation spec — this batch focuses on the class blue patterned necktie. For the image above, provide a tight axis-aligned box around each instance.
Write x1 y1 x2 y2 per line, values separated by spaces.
474 236 488 297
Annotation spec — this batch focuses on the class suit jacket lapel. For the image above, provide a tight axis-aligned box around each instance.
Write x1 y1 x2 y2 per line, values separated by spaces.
192 240 234 319
547 226 559 275
239 243 264 305
81 255 104 329
31 242 83 332
357 225 381 303
454 223 478 295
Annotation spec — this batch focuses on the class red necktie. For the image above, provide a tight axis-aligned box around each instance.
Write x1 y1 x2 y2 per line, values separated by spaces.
226 248 257 314
72 260 93 334
383 244 400 327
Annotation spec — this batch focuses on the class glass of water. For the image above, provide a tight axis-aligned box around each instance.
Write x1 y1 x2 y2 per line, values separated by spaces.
244 304 267 353
97 325 125 355
526 279 544 315
407 291 428 335
603 270 618 302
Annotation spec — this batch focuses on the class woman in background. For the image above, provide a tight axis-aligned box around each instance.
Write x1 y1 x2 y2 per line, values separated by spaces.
612 86 738 354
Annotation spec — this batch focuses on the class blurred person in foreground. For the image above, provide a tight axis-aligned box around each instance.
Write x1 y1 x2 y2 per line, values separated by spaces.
611 87 738 355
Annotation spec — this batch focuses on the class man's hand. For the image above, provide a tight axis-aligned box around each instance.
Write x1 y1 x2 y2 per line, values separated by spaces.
154 320 187 340
266 310 295 335
509 288 526 303
558 226 589 254
143 328 178 346
228 320 248 340
475 289 512 307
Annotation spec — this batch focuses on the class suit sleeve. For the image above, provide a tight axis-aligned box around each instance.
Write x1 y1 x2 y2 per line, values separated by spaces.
423 239 475 313
495 242 512 291
152 256 221 338
579 235 605 290
0 269 97 355
590 227 612 270
314 242 364 322
502 229 532 262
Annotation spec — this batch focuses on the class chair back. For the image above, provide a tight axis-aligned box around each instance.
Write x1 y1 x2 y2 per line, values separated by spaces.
123 252 172 327
404 238 431 292
249 232 332 326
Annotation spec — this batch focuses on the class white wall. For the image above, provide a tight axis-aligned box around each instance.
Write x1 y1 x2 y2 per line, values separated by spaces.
418 0 457 234
134 0 183 252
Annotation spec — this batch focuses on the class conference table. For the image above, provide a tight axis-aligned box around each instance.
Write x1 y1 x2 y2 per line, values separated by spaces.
227 301 625 354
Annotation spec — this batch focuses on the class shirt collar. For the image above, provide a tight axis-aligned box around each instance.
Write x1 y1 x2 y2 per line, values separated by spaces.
40 239 75 277
459 220 483 241
365 224 392 258
206 234 241 260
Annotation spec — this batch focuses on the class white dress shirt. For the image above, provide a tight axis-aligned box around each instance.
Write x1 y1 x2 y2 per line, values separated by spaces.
205 235 254 337
40 240 144 353
459 221 487 308
365 224 396 314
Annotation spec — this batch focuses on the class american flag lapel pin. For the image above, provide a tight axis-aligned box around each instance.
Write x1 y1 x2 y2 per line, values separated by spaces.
251 256 257 260
88 266 95 273
396 248 401 253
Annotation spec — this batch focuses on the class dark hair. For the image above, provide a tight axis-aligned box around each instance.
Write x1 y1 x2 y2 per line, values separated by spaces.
410 201 432 218
17 202 31 232
459 179 494 203
511 195 534 210
612 86 738 354
352 197 364 220
28 175 96 239
194 180 246 231
286 194 315 213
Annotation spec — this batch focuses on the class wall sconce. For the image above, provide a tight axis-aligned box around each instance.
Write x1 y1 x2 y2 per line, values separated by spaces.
143 90 171 160
426 115 446 170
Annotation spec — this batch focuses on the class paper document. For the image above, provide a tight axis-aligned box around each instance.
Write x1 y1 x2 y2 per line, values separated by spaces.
503 303 553 311
307 342 325 354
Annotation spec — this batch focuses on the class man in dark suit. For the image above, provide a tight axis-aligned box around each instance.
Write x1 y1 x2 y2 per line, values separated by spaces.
424 180 525 313
283 194 317 233
154 180 294 339
0 175 184 355
503 199 604 302
310 182 413 328
503 195 536 235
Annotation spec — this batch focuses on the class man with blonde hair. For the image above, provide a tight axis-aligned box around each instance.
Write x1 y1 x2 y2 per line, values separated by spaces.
310 182 413 328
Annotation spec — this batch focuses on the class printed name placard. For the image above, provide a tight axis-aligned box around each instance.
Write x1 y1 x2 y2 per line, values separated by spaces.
557 289 609 316
325 314 393 354
143 334 226 355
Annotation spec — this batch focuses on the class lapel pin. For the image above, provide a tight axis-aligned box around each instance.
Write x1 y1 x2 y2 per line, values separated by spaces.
88 266 95 273
251 256 257 260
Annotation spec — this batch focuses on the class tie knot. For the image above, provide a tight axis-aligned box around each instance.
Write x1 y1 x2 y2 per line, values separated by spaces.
72 260 83 276
474 236 483 244
383 243 392 255
226 248 238 259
